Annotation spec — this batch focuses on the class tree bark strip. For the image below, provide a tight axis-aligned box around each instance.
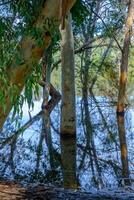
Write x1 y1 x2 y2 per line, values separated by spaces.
117 0 134 114
60 13 76 136
116 0 134 186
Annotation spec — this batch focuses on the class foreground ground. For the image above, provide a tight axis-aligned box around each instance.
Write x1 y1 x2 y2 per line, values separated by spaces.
0 181 134 200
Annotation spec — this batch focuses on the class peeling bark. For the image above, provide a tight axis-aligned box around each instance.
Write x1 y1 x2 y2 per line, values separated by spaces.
60 13 76 136
41 82 61 114
116 0 134 186
117 0 134 115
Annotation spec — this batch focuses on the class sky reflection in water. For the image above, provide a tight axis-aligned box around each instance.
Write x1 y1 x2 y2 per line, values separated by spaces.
0 96 134 191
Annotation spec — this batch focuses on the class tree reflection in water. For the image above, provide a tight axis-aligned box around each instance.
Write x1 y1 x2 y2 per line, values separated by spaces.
0 97 133 190
60 135 77 189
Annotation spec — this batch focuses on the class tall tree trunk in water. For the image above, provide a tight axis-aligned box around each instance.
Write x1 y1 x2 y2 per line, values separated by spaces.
42 46 55 170
60 13 77 189
60 13 76 137
0 0 76 129
116 0 134 186
41 45 61 170
117 114 130 185
117 0 134 115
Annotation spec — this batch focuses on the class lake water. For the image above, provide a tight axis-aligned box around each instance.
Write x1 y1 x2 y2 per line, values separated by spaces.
0 96 134 191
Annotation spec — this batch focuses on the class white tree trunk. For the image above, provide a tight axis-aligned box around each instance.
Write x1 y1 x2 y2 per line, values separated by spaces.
60 13 76 136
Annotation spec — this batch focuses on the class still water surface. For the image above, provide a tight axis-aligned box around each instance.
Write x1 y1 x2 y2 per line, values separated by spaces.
0 96 134 191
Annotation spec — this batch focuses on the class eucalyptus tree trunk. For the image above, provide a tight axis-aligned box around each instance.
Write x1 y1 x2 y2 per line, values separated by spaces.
117 0 134 115
42 46 55 170
60 13 76 136
116 0 134 186
117 114 130 185
41 43 61 170
60 13 77 189
0 0 76 129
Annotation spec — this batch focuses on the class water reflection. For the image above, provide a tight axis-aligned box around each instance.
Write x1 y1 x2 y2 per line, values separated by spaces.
0 97 133 190
60 136 77 188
